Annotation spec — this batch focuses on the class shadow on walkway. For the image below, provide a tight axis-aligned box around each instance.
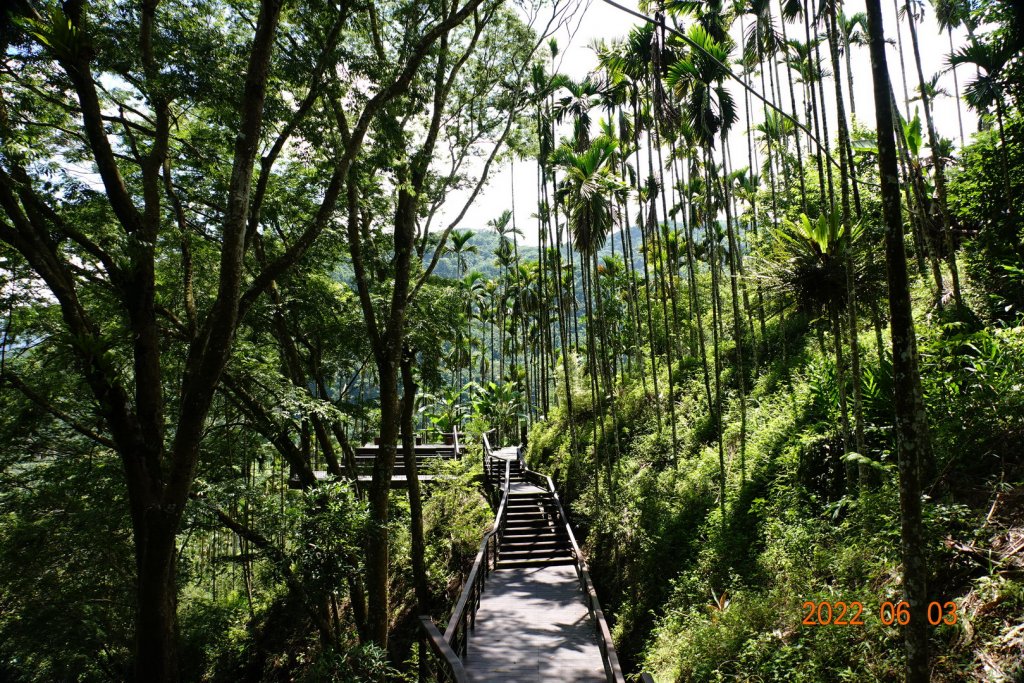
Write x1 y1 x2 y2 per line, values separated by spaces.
465 565 606 683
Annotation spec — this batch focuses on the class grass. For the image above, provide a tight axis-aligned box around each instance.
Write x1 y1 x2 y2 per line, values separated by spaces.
525 272 1024 681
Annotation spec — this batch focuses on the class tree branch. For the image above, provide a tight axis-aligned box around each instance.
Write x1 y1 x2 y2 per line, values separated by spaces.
169 0 285 506
0 372 116 449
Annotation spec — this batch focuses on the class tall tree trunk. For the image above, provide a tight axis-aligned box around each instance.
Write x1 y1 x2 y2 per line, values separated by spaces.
947 29 966 146
705 151 727 527
133 510 180 682
619 125 647 397
779 14 810 216
826 0 867 486
902 0 963 310
721 144 748 483
366 366 400 645
633 105 663 430
651 119 680 453
891 0 913 112
845 38 857 122
685 156 715 431
864 1 933 678
351 173 418 647
549 162 576 437
400 347 430 669
801 0 828 202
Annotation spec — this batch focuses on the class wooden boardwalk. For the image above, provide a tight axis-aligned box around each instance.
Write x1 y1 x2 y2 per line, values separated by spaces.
289 436 461 490
464 565 606 683
422 438 623 683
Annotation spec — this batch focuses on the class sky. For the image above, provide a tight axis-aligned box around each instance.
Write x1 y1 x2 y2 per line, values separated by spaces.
440 0 975 245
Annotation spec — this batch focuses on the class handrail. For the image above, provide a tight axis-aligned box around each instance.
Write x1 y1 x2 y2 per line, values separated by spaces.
418 616 470 683
483 430 506 490
421 434 627 681
481 431 492 486
452 425 461 459
516 445 626 683
442 455 511 658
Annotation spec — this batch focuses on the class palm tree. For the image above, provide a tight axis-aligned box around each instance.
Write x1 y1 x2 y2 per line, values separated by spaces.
553 75 601 152
783 37 831 198
949 38 1015 199
754 110 795 177
733 167 767 341
488 210 522 386
445 229 478 277
911 72 952 104
775 0 811 213
592 54 646 382
901 0 964 310
463 270 489 388
614 24 667 432
837 11 868 121
930 0 971 142
825 0 869 482
489 209 521 253
667 20 737 517
553 136 625 492
667 25 738 151
864 0 933 675
446 232 479 403
552 137 621 255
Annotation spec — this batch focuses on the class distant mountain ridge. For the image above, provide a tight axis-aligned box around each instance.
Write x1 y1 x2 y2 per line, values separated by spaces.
427 226 650 279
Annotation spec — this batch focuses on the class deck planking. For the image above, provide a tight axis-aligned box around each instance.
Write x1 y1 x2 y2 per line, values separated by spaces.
464 565 606 683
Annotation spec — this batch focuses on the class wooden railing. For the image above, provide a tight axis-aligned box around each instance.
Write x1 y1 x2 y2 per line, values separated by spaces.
481 432 490 487
481 430 495 486
481 430 505 494
418 616 469 683
418 436 510 672
419 432 632 683
443 453 509 657
516 447 626 683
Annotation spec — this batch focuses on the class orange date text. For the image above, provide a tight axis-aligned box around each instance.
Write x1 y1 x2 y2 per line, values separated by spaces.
801 600 957 626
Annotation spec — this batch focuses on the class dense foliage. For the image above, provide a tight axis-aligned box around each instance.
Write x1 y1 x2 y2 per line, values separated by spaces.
2 0 1023 680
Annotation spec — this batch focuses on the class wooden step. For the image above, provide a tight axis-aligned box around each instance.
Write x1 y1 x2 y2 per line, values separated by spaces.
504 512 558 522
506 502 553 510
499 543 572 557
506 506 548 517
505 512 555 523
500 538 569 551
502 525 562 537
495 555 576 569
503 516 552 528
502 525 567 536
506 502 551 510
504 519 556 528
504 521 562 531
503 519 556 530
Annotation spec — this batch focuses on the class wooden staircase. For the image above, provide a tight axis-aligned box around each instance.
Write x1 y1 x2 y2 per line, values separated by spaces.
288 434 461 490
420 436 626 683
354 443 458 478
490 458 575 569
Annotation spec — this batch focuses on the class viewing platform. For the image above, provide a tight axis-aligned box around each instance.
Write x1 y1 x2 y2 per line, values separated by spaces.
289 431 462 489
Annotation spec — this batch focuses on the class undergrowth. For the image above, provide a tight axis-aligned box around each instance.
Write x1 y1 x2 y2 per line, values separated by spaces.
527 275 1024 682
